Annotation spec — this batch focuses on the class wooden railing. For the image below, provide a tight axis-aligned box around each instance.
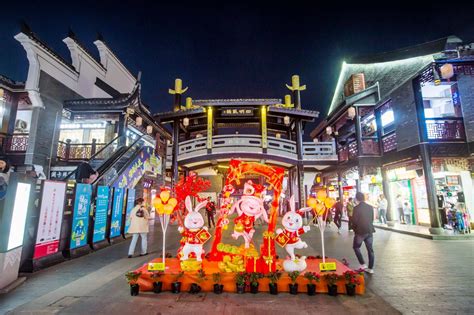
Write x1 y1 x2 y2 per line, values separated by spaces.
57 139 107 161
425 118 466 141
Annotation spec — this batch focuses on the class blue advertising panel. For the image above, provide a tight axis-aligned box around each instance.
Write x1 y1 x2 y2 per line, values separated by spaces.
110 188 125 238
93 186 109 243
70 184 92 249
125 189 136 234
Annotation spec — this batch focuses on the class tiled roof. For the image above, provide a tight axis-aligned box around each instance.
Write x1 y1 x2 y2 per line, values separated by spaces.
19 23 77 73
268 106 319 120
0 74 25 89
328 36 464 115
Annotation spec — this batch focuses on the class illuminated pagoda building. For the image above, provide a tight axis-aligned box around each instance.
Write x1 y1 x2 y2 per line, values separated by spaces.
155 76 338 208
311 36 474 232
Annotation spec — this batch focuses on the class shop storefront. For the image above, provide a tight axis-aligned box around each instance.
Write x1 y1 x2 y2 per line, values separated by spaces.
385 162 429 225
432 158 473 230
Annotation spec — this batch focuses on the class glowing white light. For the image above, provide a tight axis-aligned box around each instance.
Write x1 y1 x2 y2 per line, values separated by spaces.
8 182 31 250
381 110 394 127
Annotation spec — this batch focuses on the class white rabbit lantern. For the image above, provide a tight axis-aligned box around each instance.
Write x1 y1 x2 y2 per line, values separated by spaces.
276 195 312 272
229 180 269 248
178 196 211 261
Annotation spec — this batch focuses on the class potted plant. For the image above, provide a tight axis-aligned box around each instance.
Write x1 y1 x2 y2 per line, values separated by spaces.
189 269 206 294
248 272 263 294
171 271 185 294
150 271 164 294
343 270 361 296
125 271 142 296
287 271 300 295
304 272 320 296
266 271 282 295
234 272 247 294
212 272 224 294
324 273 340 296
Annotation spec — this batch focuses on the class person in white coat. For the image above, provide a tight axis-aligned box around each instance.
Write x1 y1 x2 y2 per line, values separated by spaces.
127 198 150 258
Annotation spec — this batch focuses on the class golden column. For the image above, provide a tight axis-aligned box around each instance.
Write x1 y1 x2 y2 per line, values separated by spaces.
261 105 268 150
207 107 213 151
168 78 188 186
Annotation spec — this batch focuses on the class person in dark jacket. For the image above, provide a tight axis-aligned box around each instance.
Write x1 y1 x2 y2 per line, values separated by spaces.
75 162 98 183
352 192 375 274
333 198 343 234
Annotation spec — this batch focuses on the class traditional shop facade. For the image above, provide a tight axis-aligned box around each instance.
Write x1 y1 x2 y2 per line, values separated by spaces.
311 36 474 232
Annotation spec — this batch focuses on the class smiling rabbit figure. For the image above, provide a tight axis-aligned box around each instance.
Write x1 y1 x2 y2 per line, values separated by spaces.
178 196 210 261
276 195 312 261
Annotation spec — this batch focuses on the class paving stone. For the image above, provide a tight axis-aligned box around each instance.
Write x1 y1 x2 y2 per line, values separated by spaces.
0 220 472 314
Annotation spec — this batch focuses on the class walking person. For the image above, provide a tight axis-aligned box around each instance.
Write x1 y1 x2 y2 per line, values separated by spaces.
396 194 405 224
333 198 343 234
378 194 388 224
352 192 375 274
403 202 412 225
205 197 216 228
127 198 150 258
347 197 355 231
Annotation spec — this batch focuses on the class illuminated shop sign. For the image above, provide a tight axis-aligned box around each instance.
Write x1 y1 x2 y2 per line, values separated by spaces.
221 108 254 116
61 122 106 129
7 182 31 250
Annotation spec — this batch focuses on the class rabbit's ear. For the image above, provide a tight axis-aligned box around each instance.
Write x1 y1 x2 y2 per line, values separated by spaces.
289 195 295 212
185 196 193 213
195 200 208 212
299 207 313 213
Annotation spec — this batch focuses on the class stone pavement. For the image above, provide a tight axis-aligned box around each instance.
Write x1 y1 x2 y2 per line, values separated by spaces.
0 219 473 314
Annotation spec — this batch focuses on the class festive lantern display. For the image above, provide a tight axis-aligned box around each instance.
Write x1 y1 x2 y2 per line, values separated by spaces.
317 190 327 201
307 197 318 209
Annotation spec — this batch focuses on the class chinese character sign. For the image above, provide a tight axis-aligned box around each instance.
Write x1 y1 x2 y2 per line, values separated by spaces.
93 186 110 243
70 184 92 249
34 181 66 259
110 188 125 238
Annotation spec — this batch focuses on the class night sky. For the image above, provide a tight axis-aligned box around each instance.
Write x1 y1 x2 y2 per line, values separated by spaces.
1 1 473 133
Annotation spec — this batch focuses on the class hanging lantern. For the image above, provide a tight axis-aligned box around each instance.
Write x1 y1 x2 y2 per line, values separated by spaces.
440 64 454 80
183 117 189 127
316 175 321 183
136 116 143 126
275 133 281 138
326 126 332 135
284 115 290 126
146 125 153 134
347 106 356 120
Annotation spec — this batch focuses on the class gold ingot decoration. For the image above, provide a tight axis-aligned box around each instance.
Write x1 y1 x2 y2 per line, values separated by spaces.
285 75 306 91
234 222 244 233
168 78 188 95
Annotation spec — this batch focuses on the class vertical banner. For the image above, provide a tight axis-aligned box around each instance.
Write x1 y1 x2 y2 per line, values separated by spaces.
93 186 110 243
125 189 136 233
110 188 125 238
34 181 66 259
70 183 92 249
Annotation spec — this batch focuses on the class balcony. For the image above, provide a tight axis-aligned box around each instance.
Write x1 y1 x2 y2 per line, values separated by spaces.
166 134 337 166
57 140 107 161
425 118 466 141
3 133 29 152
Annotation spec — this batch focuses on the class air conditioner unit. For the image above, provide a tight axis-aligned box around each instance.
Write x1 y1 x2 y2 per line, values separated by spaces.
15 119 28 131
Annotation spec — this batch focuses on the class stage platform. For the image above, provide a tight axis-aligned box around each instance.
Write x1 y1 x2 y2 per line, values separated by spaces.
134 258 365 295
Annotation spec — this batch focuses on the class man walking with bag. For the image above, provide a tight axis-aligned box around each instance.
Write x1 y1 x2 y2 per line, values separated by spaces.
352 192 375 274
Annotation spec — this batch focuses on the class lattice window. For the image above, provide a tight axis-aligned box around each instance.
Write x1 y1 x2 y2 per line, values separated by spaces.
382 133 397 153
426 119 465 141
